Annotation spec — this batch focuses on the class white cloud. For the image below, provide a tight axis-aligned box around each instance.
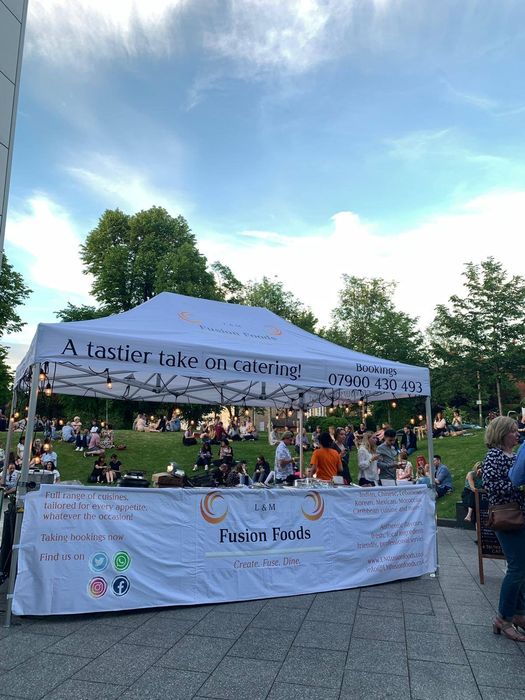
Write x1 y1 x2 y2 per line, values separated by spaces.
5 195 93 299
66 155 192 217
386 129 453 161
26 0 188 65
202 190 525 331
5 188 525 370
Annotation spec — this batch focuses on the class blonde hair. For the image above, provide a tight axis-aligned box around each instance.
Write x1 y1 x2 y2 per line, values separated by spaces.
363 431 376 453
485 416 517 449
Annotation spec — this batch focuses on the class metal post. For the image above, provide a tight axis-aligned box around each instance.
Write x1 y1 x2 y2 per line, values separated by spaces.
4 363 39 627
298 406 304 478
477 371 483 427
425 395 439 577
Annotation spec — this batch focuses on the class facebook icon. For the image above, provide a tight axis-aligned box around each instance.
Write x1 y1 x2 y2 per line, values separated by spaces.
111 576 130 597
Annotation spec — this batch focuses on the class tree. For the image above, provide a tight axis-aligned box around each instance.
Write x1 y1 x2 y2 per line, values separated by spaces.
0 346 13 406
77 207 219 314
211 262 244 304
323 275 426 365
429 258 525 414
55 303 107 323
0 255 31 405
244 276 318 333
0 254 32 337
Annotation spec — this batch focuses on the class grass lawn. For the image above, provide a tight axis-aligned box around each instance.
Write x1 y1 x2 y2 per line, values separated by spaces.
31 429 489 519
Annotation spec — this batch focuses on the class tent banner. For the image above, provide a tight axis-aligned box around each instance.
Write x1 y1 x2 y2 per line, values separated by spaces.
13 485 436 616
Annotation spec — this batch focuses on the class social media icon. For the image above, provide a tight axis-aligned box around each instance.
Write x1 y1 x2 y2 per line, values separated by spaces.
88 577 107 598
112 575 130 596
89 552 109 573
113 551 131 572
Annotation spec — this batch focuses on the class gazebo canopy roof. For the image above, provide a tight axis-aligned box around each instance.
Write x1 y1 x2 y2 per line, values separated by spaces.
15 292 430 408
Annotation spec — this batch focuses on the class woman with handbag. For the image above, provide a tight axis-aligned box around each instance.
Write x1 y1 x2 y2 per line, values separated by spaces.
482 416 525 641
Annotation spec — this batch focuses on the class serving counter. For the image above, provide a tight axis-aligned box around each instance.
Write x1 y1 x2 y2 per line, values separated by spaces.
13 484 436 616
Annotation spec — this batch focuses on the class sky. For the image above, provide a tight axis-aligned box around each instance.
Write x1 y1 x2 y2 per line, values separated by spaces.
4 0 525 369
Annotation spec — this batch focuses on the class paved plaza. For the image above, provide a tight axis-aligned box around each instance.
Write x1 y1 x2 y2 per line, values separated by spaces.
0 526 523 699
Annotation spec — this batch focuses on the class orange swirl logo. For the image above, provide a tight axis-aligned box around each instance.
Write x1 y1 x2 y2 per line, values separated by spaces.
200 491 228 524
301 491 325 521
265 325 283 336
178 311 202 323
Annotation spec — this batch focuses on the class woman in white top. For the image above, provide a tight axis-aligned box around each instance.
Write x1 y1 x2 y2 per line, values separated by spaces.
358 432 379 486
45 461 60 483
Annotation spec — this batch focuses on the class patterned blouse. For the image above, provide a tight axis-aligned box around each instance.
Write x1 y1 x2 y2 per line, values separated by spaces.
482 448 525 515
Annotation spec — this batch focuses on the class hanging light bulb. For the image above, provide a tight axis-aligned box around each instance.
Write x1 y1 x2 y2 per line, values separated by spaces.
418 414 423 421
14 411 19 419
44 382 52 397
38 367 46 382
410 417 415 425
100 421 105 428
344 405 350 414
106 375 112 390
58 419 64 426
287 406 294 417
391 401 397 409
150 415 155 421
358 399 363 406
175 407 180 415
328 405 335 414
245 408 250 416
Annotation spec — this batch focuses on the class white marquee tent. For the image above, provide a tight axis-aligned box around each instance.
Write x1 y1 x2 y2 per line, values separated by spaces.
4 292 435 625
14 292 431 408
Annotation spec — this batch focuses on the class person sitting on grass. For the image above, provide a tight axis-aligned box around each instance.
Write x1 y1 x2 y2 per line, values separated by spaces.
89 456 107 483
2 461 20 495
84 429 104 457
100 424 114 450
462 461 483 522
44 460 60 483
61 421 75 443
75 428 89 452
433 412 448 438
434 454 453 497
104 454 122 484
193 441 213 471
211 462 231 487
295 428 311 453
242 421 258 440
415 464 431 487
253 455 270 482
215 438 233 466
182 425 198 446
396 448 413 482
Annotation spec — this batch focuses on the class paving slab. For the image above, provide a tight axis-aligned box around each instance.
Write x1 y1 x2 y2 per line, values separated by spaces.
198 657 280 699
340 669 410 699
0 526 520 699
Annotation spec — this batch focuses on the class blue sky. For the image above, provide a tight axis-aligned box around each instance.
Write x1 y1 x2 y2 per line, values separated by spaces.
5 0 525 367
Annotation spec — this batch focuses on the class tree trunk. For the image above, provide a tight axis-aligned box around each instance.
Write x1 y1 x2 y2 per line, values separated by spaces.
496 376 503 415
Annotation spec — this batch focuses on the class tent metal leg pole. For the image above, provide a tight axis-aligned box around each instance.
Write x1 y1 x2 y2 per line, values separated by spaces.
425 395 439 577
0 385 17 486
298 408 304 478
4 364 39 627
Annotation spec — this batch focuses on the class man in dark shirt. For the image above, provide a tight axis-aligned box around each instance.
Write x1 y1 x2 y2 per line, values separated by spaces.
400 425 417 454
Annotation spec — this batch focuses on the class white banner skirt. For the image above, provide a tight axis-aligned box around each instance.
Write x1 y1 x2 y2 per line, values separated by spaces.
13 485 436 616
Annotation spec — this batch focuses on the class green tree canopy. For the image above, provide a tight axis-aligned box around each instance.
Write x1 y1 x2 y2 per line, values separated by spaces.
0 254 32 337
78 207 219 313
429 258 525 414
322 275 426 366
243 276 318 333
